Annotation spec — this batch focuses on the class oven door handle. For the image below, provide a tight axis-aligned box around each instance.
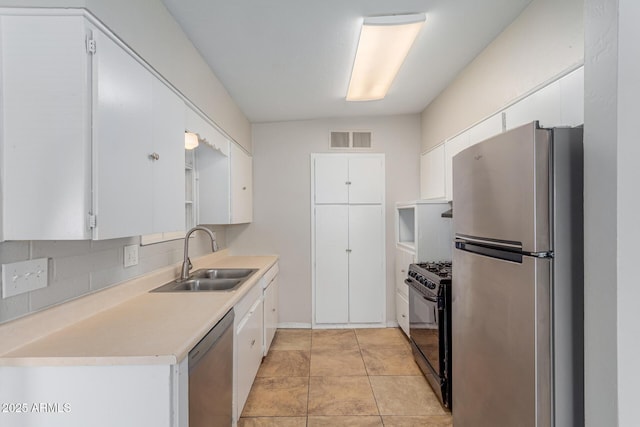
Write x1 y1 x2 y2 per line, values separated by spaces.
423 294 438 303
406 277 439 303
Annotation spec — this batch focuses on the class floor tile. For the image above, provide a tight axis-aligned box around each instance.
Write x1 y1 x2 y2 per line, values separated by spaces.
241 377 309 417
369 376 448 416
307 415 384 426
270 329 312 351
257 350 310 377
237 417 307 427
381 415 453 427
361 345 421 376
312 329 359 350
355 328 409 349
308 376 378 416
310 347 367 376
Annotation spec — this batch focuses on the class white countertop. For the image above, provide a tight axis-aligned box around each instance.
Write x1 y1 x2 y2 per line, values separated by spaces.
0 251 278 366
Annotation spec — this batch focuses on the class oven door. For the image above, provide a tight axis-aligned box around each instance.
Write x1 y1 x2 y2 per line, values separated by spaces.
406 277 446 404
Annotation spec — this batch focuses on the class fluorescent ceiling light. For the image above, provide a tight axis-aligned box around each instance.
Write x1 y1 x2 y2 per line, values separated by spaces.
185 132 199 150
347 14 426 102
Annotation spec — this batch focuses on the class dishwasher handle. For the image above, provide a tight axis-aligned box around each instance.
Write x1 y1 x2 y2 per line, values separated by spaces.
189 308 234 371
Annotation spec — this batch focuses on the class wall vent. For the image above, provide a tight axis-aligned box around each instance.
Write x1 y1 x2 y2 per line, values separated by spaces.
329 131 372 149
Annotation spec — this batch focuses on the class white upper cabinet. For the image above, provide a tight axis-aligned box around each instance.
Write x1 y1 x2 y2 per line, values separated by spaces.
150 79 187 234
1 11 188 241
314 155 384 204
0 14 92 240
444 114 503 201
197 136 253 225
420 144 445 200
92 30 185 240
504 67 584 130
92 29 154 239
230 143 253 224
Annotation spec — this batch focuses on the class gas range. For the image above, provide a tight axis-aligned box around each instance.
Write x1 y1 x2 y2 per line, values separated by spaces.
407 261 452 295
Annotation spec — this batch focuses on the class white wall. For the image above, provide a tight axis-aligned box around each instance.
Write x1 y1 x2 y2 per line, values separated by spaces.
0 0 252 150
421 0 584 151
584 0 640 425
226 115 422 325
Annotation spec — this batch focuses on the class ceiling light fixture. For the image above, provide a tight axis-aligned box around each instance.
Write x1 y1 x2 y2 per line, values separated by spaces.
346 13 426 102
184 131 199 150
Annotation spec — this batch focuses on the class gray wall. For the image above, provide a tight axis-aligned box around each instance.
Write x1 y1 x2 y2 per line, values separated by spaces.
226 115 422 325
421 0 584 151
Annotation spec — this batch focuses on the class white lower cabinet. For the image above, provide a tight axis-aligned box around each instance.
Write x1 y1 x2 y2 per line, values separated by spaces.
396 291 409 337
395 247 415 337
0 362 186 427
314 204 384 325
262 264 280 356
233 281 264 423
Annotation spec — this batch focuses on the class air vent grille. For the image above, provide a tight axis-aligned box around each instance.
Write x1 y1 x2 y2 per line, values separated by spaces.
329 131 372 149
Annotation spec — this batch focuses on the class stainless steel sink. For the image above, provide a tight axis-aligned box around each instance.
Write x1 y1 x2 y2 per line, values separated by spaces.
151 268 257 293
190 268 256 280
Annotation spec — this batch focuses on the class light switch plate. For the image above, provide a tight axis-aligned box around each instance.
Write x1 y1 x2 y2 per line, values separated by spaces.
124 244 139 268
2 258 48 299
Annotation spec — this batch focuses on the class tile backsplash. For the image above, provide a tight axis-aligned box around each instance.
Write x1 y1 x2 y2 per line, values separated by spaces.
0 226 226 324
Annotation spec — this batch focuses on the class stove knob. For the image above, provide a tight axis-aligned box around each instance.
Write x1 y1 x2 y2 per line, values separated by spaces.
427 282 436 290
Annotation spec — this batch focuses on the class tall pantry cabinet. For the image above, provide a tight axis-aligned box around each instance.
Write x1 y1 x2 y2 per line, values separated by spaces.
312 154 385 326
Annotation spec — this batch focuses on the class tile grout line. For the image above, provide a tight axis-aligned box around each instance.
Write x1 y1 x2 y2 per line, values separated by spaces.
355 328 385 425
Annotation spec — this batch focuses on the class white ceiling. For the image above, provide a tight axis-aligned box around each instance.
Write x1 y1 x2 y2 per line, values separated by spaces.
161 0 532 123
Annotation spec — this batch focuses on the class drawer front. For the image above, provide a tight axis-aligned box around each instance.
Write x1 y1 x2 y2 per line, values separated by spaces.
396 290 409 337
235 280 262 320
236 298 264 417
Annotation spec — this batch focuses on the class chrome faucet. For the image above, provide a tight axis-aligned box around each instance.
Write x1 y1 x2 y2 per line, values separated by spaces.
181 226 218 280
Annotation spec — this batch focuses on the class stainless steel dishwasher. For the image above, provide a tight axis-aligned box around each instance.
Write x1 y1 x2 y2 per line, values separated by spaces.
189 308 234 426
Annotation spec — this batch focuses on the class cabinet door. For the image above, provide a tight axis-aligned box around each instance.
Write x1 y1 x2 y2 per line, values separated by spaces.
348 156 384 204
504 80 562 130
151 78 185 233
349 205 384 323
1 15 91 240
444 133 470 201
236 298 264 418
396 291 410 337
230 143 253 224
395 247 415 298
420 145 445 200
93 30 153 239
314 156 349 204
263 277 279 356
315 205 349 324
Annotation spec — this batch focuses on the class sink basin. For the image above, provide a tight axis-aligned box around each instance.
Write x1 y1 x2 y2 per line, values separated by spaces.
191 268 257 280
151 268 257 293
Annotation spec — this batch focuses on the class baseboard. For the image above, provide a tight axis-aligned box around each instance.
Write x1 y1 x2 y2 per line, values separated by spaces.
386 320 400 328
277 322 312 329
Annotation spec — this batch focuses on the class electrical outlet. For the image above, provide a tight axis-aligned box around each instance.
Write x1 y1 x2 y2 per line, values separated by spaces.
2 258 48 299
124 245 139 268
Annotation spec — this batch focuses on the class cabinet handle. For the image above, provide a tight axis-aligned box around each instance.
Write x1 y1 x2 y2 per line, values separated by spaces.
401 269 406 273
272 308 276 312
346 249 352 253
250 339 256 347
401 314 407 318
345 181 352 185
242 186 247 190
148 152 160 161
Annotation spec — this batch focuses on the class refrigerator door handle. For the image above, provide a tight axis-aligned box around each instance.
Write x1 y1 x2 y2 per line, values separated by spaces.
455 239 524 263
454 235 522 250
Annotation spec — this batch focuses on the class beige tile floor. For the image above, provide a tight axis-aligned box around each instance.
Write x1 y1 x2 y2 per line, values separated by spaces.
239 328 453 427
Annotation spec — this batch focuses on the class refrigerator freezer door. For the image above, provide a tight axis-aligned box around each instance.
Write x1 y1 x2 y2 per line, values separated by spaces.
452 247 551 427
452 122 551 253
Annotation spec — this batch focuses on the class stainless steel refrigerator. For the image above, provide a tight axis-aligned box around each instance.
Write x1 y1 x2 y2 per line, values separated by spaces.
452 122 584 427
